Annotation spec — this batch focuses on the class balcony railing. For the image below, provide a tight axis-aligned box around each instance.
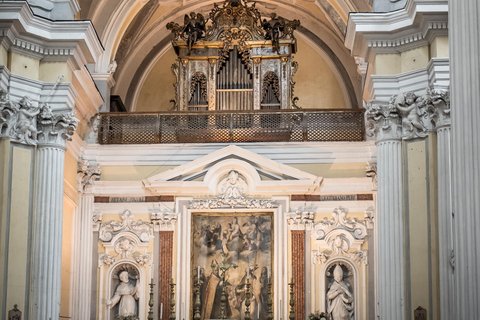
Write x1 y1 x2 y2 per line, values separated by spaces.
98 109 365 144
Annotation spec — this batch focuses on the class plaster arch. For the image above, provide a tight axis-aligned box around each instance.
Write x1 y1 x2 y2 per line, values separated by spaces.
111 1 362 110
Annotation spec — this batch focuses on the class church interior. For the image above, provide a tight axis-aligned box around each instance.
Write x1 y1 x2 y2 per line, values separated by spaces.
1 0 479 319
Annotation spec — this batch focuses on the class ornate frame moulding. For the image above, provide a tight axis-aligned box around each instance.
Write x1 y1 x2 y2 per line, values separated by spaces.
98 209 154 242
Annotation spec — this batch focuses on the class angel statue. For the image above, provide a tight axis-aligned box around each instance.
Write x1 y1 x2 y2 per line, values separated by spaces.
262 13 286 53
182 12 206 53
392 91 427 139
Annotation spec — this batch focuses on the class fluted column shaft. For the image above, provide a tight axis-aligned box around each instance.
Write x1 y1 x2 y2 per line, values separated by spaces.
450 1 480 317
376 138 405 320
29 145 66 319
436 124 454 319
72 194 94 319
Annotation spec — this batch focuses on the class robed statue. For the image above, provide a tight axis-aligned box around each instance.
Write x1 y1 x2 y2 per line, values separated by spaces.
327 264 354 320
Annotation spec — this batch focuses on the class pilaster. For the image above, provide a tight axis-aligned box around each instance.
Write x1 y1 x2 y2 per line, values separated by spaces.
449 0 480 317
71 159 100 319
366 102 404 319
28 105 78 319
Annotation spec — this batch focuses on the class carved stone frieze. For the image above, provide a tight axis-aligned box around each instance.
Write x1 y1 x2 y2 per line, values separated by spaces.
424 87 450 128
312 249 330 265
366 162 377 191
77 158 101 193
349 251 368 265
99 253 117 266
313 207 368 241
365 102 402 141
150 211 178 231
36 103 79 147
99 210 153 242
287 211 314 230
0 91 40 144
133 252 153 266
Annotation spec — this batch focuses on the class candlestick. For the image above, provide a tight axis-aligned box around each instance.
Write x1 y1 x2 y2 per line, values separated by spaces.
197 265 200 280
245 277 251 320
289 278 295 320
169 280 176 320
194 279 201 320
257 306 260 319
148 280 155 320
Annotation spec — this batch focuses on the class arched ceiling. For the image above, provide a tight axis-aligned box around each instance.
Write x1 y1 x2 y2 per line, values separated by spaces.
78 0 372 110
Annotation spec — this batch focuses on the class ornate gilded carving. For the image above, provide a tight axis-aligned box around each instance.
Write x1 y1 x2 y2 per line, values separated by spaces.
262 72 280 102
190 72 208 102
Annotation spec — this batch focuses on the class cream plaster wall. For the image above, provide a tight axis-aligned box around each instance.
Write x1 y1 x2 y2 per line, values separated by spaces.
0 140 8 317
401 46 430 73
134 38 347 111
39 61 72 83
0 45 8 66
61 197 76 318
135 47 177 112
431 36 449 58
64 150 79 204
375 54 401 75
292 38 346 109
100 165 175 181
9 52 39 80
406 140 430 317
5 145 33 317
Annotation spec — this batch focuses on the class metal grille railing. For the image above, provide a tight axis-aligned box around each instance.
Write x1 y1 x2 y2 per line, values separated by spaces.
98 109 365 144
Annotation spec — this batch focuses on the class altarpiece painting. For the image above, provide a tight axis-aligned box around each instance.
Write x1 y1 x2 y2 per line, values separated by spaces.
192 213 272 320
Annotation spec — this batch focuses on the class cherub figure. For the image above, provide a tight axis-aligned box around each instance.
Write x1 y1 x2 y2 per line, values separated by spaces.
182 12 206 53
393 91 427 139
14 96 39 144
0 90 19 136
262 13 286 53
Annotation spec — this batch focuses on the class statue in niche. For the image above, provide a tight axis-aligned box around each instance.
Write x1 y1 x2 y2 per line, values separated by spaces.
219 170 248 199
182 12 207 53
107 270 140 319
392 91 427 139
326 264 354 320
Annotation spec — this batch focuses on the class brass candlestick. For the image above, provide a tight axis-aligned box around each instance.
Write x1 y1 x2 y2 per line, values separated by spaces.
245 277 251 320
267 277 273 320
148 280 155 320
170 281 176 320
288 278 295 320
194 279 201 320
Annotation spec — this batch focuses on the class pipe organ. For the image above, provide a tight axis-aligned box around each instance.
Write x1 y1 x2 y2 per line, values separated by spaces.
167 0 300 112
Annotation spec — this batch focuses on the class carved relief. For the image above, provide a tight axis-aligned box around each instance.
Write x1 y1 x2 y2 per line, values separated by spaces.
0 92 40 144
287 211 314 230
366 162 377 191
0 90 19 139
99 210 153 242
365 102 402 140
150 211 178 231
77 159 101 193
312 250 330 265
85 114 100 144
313 207 368 241
391 92 427 139
329 234 350 255
425 87 450 128
37 103 79 146
189 170 278 209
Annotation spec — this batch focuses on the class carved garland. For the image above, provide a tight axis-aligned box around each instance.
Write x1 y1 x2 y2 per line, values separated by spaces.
189 72 208 103
262 72 280 102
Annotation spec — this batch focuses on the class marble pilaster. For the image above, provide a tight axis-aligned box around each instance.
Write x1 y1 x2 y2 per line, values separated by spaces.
366 103 404 319
449 1 480 317
28 105 78 319
71 159 100 319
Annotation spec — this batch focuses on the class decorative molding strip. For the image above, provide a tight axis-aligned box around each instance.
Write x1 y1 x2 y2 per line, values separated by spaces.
94 196 176 203
291 194 374 201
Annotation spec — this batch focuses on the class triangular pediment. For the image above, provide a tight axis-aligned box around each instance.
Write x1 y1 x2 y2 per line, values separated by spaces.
143 145 322 196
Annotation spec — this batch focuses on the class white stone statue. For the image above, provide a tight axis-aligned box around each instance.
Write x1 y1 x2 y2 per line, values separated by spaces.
14 96 40 144
392 91 427 139
327 264 354 320
107 271 140 318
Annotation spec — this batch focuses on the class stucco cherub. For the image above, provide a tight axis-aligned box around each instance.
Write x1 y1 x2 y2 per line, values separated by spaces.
14 96 40 144
392 91 427 139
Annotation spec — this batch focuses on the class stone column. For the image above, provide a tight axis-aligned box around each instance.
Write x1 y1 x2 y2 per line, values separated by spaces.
72 159 100 319
426 88 453 319
365 104 404 319
449 1 480 317
28 105 78 319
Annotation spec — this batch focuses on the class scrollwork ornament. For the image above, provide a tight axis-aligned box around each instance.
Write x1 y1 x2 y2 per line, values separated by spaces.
424 87 450 128
37 103 79 147
313 207 368 241
99 210 153 242
312 250 330 265
365 102 402 141
100 253 117 266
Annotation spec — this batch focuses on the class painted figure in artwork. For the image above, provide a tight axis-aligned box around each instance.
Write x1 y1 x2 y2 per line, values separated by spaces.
327 264 354 320
107 271 140 318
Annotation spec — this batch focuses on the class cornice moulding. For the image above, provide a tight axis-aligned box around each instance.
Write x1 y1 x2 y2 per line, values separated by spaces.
345 0 448 57
0 1 103 64
82 141 377 166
